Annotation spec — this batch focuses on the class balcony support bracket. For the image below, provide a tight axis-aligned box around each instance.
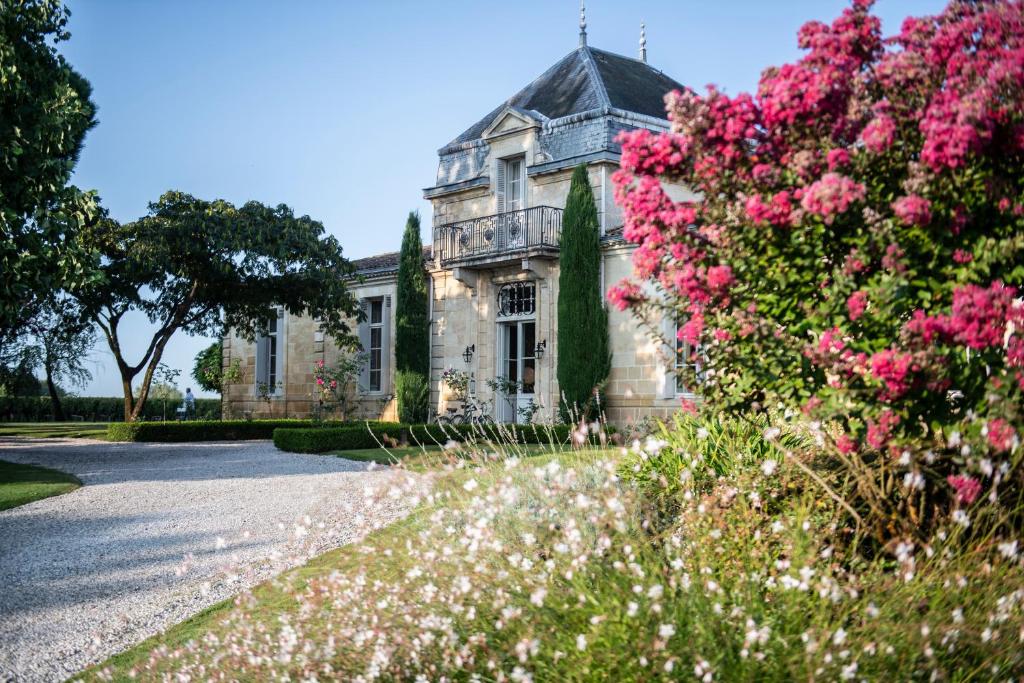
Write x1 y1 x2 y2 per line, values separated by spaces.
453 267 477 289
521 258 549 280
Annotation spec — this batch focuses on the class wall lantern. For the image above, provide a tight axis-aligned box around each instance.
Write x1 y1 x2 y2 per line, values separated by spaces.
534 339 547 359
463 344 475 364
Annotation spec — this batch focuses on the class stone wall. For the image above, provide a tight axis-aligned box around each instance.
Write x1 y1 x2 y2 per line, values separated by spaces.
221 278 399 422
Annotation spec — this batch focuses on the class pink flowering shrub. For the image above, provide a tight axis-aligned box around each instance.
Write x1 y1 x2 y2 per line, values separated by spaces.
611 0 1024 541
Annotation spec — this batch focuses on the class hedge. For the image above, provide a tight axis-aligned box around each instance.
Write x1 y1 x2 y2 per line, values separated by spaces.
272 422 594 454
107 419 393 442
0 396 221 422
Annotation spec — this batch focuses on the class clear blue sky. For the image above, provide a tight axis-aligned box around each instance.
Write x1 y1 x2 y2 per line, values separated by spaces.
62 0 944 398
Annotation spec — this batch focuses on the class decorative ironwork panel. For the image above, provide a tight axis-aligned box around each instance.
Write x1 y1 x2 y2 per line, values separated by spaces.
432 206 563 265
497 281 536 317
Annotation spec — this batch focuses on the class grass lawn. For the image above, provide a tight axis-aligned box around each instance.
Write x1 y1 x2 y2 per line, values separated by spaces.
0 459 81 511
0 422 109 439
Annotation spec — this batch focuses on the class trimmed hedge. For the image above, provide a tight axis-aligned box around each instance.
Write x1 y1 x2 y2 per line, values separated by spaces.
0 396 221 422
272 422 592 455
107 419 392 442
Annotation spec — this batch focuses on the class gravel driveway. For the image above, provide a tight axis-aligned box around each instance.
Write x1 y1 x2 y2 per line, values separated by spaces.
0 437 424 682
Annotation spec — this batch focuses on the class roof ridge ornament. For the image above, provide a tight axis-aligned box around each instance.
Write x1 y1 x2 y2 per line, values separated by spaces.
639 22 647 62
579 0 587 47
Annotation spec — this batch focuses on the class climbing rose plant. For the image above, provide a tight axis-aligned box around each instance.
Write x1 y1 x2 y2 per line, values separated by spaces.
610 0 1024 541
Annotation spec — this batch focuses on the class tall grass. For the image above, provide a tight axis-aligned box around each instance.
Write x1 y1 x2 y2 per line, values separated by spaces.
87 419 1024 681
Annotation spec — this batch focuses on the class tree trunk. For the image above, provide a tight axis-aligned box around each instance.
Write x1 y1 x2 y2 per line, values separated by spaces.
122 374 136 422
45 368 65 421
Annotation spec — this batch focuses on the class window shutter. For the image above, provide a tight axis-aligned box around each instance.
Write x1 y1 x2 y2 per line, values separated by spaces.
519 159 528 209
381 295 393 394
657 314 677 399
495 158 506 214
255 335 269 388
358 300 370 392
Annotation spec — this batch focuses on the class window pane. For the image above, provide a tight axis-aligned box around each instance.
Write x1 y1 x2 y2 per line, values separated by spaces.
507 325 518 382
523 322 535 358
522 358 535 393
371 300 383 324
370 370 381 392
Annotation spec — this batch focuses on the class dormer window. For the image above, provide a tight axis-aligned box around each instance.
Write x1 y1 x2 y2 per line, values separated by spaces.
496 156 526 213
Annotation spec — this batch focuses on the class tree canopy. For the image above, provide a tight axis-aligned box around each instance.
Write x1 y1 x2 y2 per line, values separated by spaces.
557 164 610 421
0 1 100 348
192 341 223 394
72 191 362 420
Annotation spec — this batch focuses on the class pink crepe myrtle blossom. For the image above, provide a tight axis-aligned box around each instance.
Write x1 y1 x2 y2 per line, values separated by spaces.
607 280 645 312
952 249 973 264
869 349 917 400
827 148 850 170
947 475 982 506
800 173 865 224
892 195 932 226
847 290 868 321
986 418 1018 453
866 410 900 450
861 113 897 152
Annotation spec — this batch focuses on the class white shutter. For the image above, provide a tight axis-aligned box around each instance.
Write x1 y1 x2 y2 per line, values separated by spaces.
358 300 370 392
495 158 506 214
657 313 677 399
255 335 269 388
381 295 393 394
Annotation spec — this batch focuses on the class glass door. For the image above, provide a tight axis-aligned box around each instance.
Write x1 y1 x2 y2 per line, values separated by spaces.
498 320 536 423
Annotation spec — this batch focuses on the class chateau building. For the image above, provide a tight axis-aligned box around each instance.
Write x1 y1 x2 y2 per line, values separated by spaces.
222 22 694 426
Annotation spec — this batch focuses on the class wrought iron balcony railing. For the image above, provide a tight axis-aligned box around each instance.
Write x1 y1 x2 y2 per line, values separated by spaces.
432 206 562 266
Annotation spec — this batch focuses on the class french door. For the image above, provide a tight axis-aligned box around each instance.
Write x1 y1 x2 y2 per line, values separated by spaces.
498 319 536 423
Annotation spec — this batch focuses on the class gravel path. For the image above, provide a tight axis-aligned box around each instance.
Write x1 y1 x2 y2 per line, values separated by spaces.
0 437 424 683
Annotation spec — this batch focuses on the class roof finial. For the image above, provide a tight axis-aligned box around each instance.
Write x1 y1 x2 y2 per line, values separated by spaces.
579 0 587 47
639 21 647 62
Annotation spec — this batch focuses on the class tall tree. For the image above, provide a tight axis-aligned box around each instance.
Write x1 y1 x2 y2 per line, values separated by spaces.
71 191 362 421
394 211 430 422
0 1 100 351
557 165 610 421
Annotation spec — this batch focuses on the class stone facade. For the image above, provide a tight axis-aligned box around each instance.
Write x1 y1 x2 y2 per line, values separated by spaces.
222 41 692 429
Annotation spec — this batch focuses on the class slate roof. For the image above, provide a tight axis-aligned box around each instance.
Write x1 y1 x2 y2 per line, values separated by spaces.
351 246 432 276
449 46 684 146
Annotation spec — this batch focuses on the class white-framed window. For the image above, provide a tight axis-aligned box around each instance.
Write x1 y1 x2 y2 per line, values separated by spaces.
256 306 285 395
674 322 701 396
368 299 384 392
358 296 391 394
495 155 527 214
506 157 524 211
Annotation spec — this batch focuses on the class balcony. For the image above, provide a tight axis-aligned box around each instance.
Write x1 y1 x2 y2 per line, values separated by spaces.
433 206 562 268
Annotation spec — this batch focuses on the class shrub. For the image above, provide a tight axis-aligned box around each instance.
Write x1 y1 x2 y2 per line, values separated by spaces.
619 413 801 501
0 396 221 422
273 424 407 453
272 422 602 454
611 0 1024 541
107 419 358 442
395 370 429 424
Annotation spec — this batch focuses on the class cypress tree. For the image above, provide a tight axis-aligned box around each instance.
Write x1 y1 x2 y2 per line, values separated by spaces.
394 211 430 422
557 165 610 421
